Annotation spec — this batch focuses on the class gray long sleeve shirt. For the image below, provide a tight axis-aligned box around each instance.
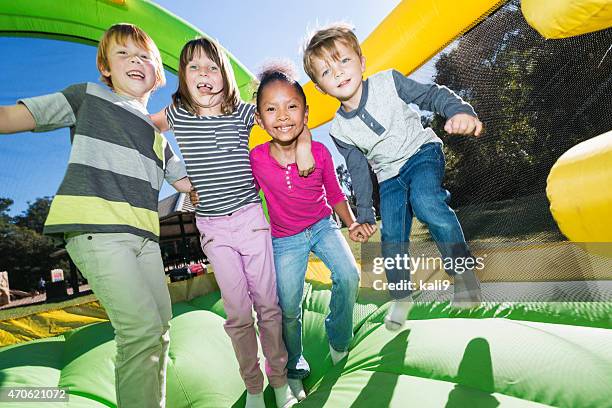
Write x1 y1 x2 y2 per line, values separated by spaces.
330 69 476 224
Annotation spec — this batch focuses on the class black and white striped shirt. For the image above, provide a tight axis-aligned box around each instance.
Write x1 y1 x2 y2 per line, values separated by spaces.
166 102 260 216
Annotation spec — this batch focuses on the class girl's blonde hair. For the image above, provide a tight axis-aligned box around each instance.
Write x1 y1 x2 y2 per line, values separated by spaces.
173 37 240 115
97 23 165 90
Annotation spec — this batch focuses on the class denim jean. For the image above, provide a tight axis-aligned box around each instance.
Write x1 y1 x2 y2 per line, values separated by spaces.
272 216 360 379
379 142 472 299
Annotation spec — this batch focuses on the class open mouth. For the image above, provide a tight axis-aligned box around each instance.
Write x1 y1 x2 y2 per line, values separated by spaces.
126 70 145 80
197 82 214 91
275 125 295 133
338 79 351 88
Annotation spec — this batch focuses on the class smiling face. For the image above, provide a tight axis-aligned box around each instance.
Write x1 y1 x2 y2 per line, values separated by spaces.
311 41 366 108
256 80 308 144
100 38 157 104
185 49 225 115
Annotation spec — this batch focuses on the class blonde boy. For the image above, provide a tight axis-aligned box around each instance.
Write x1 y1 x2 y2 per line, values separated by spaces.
303 24 483 331
0 24 191 407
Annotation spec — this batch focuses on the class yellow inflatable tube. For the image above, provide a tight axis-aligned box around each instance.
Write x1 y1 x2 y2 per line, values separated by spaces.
547 130 612 244
249 0 504 148
522 0 612 39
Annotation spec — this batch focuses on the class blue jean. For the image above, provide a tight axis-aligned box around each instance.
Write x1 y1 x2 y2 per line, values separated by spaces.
272 216 360 379
379 142 472 299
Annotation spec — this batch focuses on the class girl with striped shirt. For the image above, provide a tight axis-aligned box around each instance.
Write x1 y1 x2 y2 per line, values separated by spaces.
151 37 312 408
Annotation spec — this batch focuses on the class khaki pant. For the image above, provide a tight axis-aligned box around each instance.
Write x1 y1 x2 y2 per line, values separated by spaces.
66 233 171 408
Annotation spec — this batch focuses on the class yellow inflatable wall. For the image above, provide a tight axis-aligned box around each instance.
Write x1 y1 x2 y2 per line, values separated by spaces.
547 130 612 243
249 0 504 148
522 0 612 39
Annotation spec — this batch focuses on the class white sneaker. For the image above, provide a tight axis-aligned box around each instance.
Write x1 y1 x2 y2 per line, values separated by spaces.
287 378 306 401
384 297 412 331
452 270 482 309
329 343 348 365
245 391 265 408
273 383 298 408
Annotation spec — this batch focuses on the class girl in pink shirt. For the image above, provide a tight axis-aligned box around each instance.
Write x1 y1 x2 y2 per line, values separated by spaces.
249 64 371 400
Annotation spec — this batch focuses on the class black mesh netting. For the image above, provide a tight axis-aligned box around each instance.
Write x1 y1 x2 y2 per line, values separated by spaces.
432 0 611 232
364 0 612 302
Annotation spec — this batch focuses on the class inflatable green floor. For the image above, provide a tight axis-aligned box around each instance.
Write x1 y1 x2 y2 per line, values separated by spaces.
1 283 611 407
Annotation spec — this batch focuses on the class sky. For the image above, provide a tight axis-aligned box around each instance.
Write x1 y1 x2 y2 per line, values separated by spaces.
0 0 438 216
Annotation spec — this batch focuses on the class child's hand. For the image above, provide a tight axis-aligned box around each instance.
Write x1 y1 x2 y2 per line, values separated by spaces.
349 223 377 243
361 223 377 237
296 148 315 177
349 225 367 243
189 187 199 206
444 113 483 137
295 127 315 177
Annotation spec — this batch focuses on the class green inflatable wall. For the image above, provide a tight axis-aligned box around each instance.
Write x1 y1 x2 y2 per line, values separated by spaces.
1 286 611 407
1 1 612 407
0 0 255 99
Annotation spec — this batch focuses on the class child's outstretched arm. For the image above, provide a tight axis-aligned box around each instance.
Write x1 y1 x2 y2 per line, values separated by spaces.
153 106 190 192
0 105 36 134
150 108 170 132
296 126 315 177
333 200 374 243
444 112 483 136
322 142 376 242
162 137 190 196
172 177 193 193
391 70 482 136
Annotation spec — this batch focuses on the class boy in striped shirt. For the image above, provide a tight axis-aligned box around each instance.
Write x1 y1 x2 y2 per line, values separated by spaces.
0 24 191 408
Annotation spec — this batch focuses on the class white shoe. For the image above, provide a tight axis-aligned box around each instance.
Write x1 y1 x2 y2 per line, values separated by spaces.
273 383 298 408
329 343 348 365
245 391 265 408
384 297 412 331
287 378 306 401
452 270 482 309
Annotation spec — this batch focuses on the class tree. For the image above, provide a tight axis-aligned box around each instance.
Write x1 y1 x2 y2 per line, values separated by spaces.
0 197 64 291
0 198 13 225
14 196 52 234
0 223 59 290
336 164 381 219
336 164 355 200
429 0 612 206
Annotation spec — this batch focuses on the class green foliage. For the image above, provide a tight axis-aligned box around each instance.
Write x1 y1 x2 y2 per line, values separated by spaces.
431 1 612 206
336 164 381 218
13 196 52 234
336 164 357 209
0 197 63 291
0 197 14 225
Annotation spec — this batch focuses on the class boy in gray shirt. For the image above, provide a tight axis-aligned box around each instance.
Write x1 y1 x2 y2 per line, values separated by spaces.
303 23 483 331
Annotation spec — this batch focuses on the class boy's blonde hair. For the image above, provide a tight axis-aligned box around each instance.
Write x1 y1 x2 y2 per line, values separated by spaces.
303 22 362 82
173 37 240 116
97 23 166 90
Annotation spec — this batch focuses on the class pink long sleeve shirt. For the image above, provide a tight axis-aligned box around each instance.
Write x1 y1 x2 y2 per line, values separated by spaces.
250 141 347 238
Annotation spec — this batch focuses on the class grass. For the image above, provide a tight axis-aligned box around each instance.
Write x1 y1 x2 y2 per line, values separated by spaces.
330 192 563 261
457 193 563 242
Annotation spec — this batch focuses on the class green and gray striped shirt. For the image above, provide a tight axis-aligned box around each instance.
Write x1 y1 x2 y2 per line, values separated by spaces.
19 82 187 241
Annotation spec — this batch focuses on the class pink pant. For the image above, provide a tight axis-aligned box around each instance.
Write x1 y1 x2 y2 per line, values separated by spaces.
196 203 288 394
